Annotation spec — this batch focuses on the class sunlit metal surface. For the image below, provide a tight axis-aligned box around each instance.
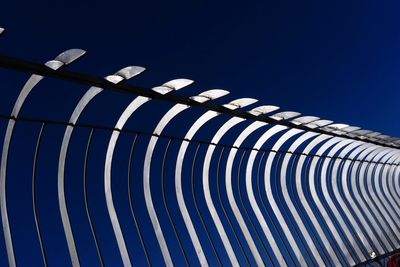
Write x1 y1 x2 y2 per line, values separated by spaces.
290 116 319 125
202 117 245 266
350 129 374 139
351 145 393 251
308 137 356 265
174 94 238 266
152 79 194 94
200 98 257 265
358 146 397 249
189 89 229 103
304 119 333 129
365 149 400 242
279 130 326 265
247 105 279 116
0 34 399 267
225 121 267 266
143 90 232 266
106 78 193 267
294 134 343 265
269 111 301 121
1 49 86 267
320 139 366 262
341 143 386 254
246 125 288 266
341 126 361 133
175 111 219 266
264 128 317 266
335 142 374 249
329 140 370 260
223 98 258 110
321 123 349 133
58 66 144 266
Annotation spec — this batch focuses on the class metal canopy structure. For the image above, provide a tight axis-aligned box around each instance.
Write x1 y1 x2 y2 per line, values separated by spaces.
0 28 400 266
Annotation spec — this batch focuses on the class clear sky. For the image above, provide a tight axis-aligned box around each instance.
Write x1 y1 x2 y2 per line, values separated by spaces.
1 0 400 136
1 1 400 266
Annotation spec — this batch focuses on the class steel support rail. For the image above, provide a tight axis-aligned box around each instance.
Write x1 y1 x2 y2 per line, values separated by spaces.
58 66 144 266
0 49 86 267
350 146 394 251
245 125 289 266
294 134 345 265
308 137 356 265
280 131 333 265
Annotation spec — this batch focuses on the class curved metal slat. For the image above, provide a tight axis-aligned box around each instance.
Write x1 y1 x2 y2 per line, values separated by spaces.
104 77 188 265
280 130 328 265
142 90 231 266
58 66 144 266
215 146 252 266
264 129 321 266
393 163 400 203
360 148 399 247
349 146 394 252
382 152 400 219
365 149 400 239
330 141 372 258
338 143 383 255
225 121 267 266
307 137 356 265
202 117 246 266
294 134 347 264
127 134 152 267
175 111 219 266
173 97 251 266
161 138 190 266
245 125 289 266
106 96 151 267
1 43 400 266
319 139 367 262
190 143 223 266
373 150 400 224
103 77 193 265
390 158 400 206
0 49 85 267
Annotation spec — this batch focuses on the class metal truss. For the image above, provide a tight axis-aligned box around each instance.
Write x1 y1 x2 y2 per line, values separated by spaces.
0 27 400 267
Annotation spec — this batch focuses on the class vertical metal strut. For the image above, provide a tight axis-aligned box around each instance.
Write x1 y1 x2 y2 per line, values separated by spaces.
105 78 190 267
319 139 366 262
1 49 85 267
279 130 329 265
359 147 398 248
83 129 104 267
215 146 251 266
1 34 400 266
161 138 190 266
340 143 384 254
350 146 393 251
191 143 223 266
264 129 321 266
58 66 144 266
32 123 47 267
127 134 152 267
225 120 267 266
245 125 288 266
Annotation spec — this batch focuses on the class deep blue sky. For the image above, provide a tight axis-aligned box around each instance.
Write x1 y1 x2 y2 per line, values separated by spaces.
1 0 400 136
1 1 400 266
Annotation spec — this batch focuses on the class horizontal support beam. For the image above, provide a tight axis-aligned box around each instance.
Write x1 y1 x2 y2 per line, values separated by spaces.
0 114 398 167
0 53 397 149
